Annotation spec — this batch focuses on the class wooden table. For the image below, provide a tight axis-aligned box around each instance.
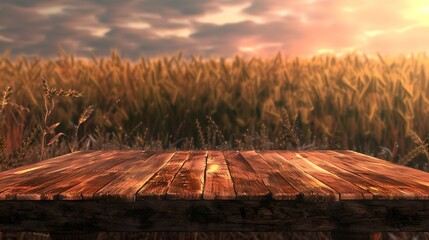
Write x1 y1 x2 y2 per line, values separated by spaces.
0 150 428 240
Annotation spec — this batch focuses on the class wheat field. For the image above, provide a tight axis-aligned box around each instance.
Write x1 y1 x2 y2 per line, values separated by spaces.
0 50 428 169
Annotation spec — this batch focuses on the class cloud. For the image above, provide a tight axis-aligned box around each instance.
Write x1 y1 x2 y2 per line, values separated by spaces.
190 19 301 56
0 0 53 7
129 0 247 18
0 0 428 59
362 26 429 55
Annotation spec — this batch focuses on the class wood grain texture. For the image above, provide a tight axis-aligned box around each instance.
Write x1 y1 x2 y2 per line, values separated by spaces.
323 150 429 199
0 151 101 191
240 151 299 200
1 150 429 202
308 151 418 200
7 151 156 200
294 151 374 200
0 151 118 200
203 151 236 200
223 151 270 200
136 151 190 200
341 150 429 187
166 151 207 200
59 151 156 200
258 151 338 202
288 151 372 200
301 151 407 200
0 151 93 175
94 152 175 201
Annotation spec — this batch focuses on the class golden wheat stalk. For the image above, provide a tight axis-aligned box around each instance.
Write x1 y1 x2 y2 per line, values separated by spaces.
12 126 39 165
399 143 429 165
195 119 206 149
70 105 95 152
0 133 7 170
0 86 12 120
40 76 82 160
206 115 227 148
280 108 301 148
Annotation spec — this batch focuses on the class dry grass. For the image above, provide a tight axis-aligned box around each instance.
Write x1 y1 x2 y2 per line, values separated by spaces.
1 50 429 160
39 75 82 160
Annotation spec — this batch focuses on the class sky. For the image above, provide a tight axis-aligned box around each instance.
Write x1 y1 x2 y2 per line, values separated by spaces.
1 0 429 59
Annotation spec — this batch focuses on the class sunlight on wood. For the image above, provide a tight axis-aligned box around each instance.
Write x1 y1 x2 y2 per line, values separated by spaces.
15 166 45 175
207 164 219 173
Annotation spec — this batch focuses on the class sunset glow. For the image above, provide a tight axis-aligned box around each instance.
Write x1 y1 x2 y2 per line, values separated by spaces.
0 0 428 59
402 0 429 26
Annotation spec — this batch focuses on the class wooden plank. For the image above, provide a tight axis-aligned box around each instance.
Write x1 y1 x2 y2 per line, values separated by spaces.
166 151 207 200
2 151 152 200
0 151 102 190
58 151 157 200
0 151 117 199
293 151 373 200
12 151 146 200
282 151 371 200
258 151 338 202
94 152 175 201
0 150 93 175
202 151 236 200
223 151 270 200
340 150 429 185
300 151 407 199
324 150 429 200
305 151 419 200
240 151 299 200
136 151 190 200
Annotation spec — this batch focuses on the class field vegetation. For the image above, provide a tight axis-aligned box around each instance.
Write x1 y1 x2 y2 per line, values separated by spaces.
0 49 428 239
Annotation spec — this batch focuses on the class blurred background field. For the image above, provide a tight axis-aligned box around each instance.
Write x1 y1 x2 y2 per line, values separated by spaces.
0 50 428 170
0 50 428 239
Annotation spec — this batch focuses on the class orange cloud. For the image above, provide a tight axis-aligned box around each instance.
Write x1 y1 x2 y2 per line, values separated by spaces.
0 0 428 59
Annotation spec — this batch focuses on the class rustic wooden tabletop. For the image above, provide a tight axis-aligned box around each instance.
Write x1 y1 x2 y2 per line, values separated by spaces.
0 150 428 201
0 150 428 239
